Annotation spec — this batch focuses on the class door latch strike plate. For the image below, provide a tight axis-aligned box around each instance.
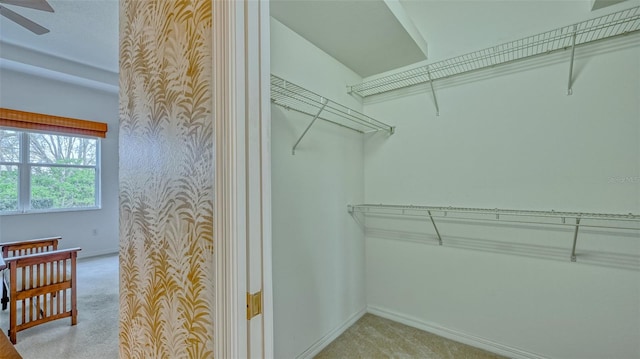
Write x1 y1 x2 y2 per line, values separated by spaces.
247 291 262 320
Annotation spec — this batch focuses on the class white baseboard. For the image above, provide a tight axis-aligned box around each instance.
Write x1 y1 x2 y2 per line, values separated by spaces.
367 305 548 359
296 308 367 359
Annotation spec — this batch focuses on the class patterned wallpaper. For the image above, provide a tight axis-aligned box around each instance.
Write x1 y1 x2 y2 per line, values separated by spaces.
118 0 214 357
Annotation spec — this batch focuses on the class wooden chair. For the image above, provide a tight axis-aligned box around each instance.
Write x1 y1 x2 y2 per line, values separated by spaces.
0 237 81 344
1 237 61 311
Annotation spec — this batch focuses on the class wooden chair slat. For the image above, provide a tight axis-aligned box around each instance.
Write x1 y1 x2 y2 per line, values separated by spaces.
1 239 80 344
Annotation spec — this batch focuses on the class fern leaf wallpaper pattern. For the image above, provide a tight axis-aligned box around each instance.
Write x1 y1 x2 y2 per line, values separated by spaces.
119 0 214 358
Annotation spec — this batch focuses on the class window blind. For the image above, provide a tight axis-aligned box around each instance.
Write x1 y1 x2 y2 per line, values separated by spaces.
0 108 108 138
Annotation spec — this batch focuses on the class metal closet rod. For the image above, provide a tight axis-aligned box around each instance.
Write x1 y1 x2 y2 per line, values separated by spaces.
348 204 640 221
272 85 388 130
347 204 640 262
270 74 395 154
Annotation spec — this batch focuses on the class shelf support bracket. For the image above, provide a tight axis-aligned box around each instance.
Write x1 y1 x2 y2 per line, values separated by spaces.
567 25 577 96
292 99 328 155
570 217 581 262
426 67 440 116
427 210 443 245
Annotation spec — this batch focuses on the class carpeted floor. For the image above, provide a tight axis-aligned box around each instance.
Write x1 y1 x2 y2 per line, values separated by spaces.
315 314 506 359
2 255 503 359
0 254 119 359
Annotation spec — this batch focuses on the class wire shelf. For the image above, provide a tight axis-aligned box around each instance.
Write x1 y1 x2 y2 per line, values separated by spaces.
271 75 394 134
349 6 640 97
348 203 640 262
348 204 640 223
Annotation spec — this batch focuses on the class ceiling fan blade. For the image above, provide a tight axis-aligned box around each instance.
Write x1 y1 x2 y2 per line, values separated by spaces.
0 0 53 12
0 5 49 34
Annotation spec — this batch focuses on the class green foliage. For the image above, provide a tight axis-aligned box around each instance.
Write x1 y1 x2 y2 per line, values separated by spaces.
31 166 96 209
0 166 18 211
1 130 98 212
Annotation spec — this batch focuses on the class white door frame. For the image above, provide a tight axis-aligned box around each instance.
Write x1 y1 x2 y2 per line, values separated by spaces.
213 0 273 358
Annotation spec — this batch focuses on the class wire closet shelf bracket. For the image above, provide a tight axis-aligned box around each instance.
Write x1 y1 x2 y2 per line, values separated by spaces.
348 6 640 104
348 204 640 262
271 75 395 155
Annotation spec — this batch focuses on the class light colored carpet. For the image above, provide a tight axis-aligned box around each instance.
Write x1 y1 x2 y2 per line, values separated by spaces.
315 314 507 359
1 256 504 359
0 254 119 359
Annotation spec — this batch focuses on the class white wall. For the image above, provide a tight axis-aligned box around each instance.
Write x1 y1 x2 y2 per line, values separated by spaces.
270 17 367 358
362 35 640 358
0 67 119 258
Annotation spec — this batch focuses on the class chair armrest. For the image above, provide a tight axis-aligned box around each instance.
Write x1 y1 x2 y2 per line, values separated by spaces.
3 247 81 265
1 236 61 258
4 248 81 290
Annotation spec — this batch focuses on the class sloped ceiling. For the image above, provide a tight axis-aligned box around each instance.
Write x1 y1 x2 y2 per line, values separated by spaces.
270 0 427 77
0 0 635 83
0 0 119 73
398 0 638 64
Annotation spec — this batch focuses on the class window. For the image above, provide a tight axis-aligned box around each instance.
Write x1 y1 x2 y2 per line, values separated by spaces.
0 108 107 214
0 129 101 214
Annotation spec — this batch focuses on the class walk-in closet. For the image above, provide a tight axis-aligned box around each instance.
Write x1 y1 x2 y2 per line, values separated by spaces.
269 2 640 358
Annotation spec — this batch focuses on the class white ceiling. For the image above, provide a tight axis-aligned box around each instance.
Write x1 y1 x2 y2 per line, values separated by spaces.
399 0 637 64
0 0 119 73
0 0 636 82
270 0 427 77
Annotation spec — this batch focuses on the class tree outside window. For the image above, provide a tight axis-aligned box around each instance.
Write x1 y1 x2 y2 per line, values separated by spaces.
0 129 100 213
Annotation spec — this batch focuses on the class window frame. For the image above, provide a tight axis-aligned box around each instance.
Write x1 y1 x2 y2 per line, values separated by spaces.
0 127 102 215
